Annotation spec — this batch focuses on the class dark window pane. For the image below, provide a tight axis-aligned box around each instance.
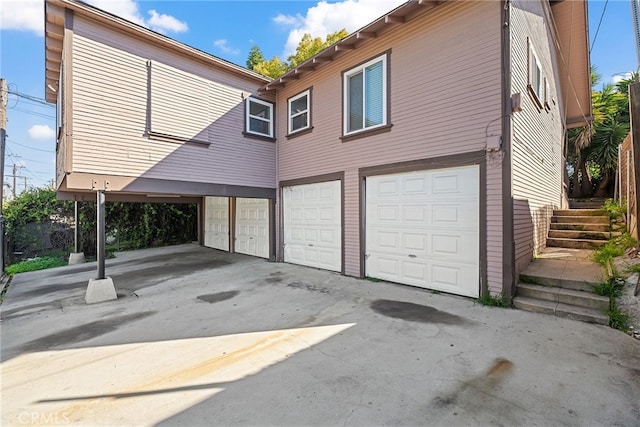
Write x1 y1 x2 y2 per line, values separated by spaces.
292 113 307 131
250 101 270 119
290 95 307 114
348 71 363 132
250 118 269 135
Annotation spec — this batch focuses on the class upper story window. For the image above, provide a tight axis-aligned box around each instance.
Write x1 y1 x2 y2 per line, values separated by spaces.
528 42 544 108
245 97 274 138
288 89 311 134
343 53 387 136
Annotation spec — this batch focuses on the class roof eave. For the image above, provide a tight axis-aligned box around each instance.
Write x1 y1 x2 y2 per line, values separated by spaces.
260 0 444 94
551 0 592 128
44 0 270 103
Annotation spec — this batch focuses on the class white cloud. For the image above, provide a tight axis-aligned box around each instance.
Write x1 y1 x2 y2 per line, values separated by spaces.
85 0 145 26
86 1 188 33
0 0 44 36
28 124 55 140
147 10 188 34
273 14 303 27
214 39 240 56
0 0 188 36
275 0 406 57
612 72 633 85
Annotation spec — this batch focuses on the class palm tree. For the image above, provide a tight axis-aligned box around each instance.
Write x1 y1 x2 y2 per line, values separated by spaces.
566 68 634 198
590 115 630 197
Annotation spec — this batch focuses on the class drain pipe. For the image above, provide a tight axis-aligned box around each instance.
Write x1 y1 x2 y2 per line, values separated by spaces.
501 0 516 299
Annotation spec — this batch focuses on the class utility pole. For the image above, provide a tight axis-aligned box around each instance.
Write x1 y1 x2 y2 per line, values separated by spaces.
12 164 17 199
632 0 640 68
0 78 7 273
23 176 27 194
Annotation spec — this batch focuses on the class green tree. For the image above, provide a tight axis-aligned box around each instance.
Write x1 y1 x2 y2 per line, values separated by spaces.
567 67 634 198
246 45 265 70
568 68 599 198
253 56 288 79
249 29 349 78
287 29 349 68
3 188 197 261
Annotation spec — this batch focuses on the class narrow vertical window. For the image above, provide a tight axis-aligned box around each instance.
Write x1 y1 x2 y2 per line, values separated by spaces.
528 42 544 108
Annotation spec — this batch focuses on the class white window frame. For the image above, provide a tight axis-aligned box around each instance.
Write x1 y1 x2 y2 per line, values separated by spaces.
245 97 274 138
343 53 388 136
287 89 311 134
528 44 544 107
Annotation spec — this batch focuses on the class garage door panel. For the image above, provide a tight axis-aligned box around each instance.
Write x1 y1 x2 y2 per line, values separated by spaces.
431 202 477 228
366 165 479 297
204 197 229 251
283 181 341 272
431 230 478 260
235 198 269 259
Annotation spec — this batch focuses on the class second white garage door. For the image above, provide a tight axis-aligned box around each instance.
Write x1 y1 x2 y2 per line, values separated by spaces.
204 196 229 251
283 181 341 272
365 165 479 297
235 198 270 259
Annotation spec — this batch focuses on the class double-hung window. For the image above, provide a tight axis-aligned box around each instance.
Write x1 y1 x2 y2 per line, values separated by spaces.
528 43 543 108
288 89 311 134
245 97 274 138
343 53 387 136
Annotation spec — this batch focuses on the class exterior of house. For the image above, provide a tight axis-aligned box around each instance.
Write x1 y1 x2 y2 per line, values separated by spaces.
44 0 591 298
45 0 277 259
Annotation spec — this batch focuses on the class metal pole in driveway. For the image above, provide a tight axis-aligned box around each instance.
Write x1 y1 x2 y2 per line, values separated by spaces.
74 201 80 253
97 190 105 280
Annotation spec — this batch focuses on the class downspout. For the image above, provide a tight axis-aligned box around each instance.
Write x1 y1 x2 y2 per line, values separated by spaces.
275 90 281 262
501 0 516 299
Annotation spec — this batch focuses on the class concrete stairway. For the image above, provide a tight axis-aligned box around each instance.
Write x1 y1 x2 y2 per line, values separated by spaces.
513 249 609 325
547 209 612 249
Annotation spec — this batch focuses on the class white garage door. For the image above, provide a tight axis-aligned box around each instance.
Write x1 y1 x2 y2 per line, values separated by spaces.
235 198 270 259
204 197 229 251
283 181 341 272
365 165 479 297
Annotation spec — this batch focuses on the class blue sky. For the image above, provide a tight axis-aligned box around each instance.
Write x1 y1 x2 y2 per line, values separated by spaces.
0 0 636 191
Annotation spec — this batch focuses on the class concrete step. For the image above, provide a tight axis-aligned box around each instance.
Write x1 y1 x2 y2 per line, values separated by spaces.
547 230 612 240
546 238 607 249
549 223 610 232
552 216 609 224
513 296 609 325
519 273 598 293
569 198 607 209
516 283 609 310
553 209 606 217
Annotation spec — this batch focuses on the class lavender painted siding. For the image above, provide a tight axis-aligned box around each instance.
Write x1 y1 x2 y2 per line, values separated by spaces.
510 0 565 273
274 1 503 288
68 14 276 192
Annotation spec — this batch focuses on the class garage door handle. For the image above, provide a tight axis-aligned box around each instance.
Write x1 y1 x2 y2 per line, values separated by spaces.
308 244 314 247
408 254 417 258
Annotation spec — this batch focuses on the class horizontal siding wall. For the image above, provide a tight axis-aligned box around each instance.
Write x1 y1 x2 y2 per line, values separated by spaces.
510 0 564 273
71 16 276 191
276 1 503 285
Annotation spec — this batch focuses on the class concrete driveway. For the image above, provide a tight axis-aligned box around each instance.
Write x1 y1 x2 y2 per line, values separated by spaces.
1 244 639 426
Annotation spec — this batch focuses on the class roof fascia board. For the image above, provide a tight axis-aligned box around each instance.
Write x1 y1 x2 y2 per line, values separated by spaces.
50 0 270 84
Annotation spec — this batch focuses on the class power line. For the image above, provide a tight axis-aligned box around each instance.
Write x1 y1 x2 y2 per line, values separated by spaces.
10 107 55 120
590 0 609 53
7 139 55 153
7 90 52 106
